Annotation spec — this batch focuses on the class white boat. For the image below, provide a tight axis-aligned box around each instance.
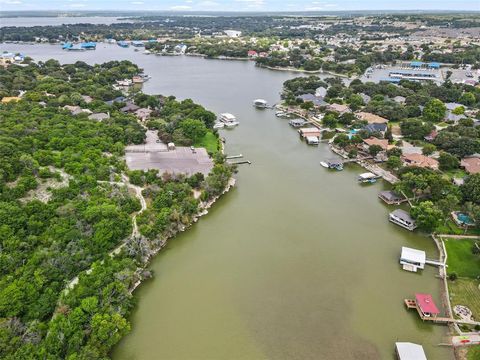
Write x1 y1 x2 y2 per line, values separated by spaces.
275 111 288 117
224 121 239 128
253 99 268 108
219 113 237 123
320 161 329 168
213 122 225 129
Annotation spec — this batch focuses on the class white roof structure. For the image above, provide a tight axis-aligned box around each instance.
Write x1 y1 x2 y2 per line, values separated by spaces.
220 113 236 121
400 247 426 265
358 172 376 179
395 342 427 360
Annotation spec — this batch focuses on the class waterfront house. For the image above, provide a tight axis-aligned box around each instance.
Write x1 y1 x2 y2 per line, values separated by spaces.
460 155 480 174
415 293 440 319
378 190 405 205
401 153 439 170
363 137 389 151
355 111 388 124
395 342 427 360
400 247 426 272
389 209 417 231
363 123 388 136
298 128 321 138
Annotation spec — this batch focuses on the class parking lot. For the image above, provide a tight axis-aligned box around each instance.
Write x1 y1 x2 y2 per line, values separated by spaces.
125 130 214 176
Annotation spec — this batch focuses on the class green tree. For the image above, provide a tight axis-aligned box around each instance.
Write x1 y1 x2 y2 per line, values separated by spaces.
411 201 443 232
462 174 480 204
180 118 207 143
438 152 459 171
386 156 402 170
423 99 446 122
422 143 436 156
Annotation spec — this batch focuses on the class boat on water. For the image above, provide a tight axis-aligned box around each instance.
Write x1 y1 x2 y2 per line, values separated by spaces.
213 122 225 129
357 172 378 183
320 161 329 168
275 111 290 118
219 113 239 128
116 79 133 87
289 119 307 128
117 41 129 48
328 160 344 171
253 99 268 108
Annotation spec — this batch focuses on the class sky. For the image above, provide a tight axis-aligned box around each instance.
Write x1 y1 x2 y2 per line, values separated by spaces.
0 0 479 12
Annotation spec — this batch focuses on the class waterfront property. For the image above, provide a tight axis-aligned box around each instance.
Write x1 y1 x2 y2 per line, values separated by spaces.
298 127 321 138
389 209 417 231
289 119 307 128
357 172 379 183
400 247 426 272
395 342 427 360
306 136 319 145
378 190 405 205
405 293 440 320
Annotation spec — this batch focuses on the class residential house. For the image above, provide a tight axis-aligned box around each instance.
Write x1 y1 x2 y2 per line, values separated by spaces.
63 105 92 115
401 153 439 170
315 86 327 98
327 103 351 114
393 96 406 104
359 93 371 104
355 111 389 124
363 122 388 136
460 155 480 174
120 103 140 113
247 50 258 58
81 95 93 104
362 137 389 151
88 112 110 121
424 130 438 142
297 93 327 107
135 108 152 121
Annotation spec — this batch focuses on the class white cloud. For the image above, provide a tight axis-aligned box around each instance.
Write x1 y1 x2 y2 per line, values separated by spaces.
69 3 87 7
0 0 23 4
131 1 145 4
169 5 192 10
198 1 220 7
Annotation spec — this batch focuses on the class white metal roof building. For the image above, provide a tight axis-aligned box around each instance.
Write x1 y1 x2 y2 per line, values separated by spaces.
400 247 426 272
395 342 427 360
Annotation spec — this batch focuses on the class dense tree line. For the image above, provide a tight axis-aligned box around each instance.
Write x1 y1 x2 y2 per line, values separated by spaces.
0 60 234 358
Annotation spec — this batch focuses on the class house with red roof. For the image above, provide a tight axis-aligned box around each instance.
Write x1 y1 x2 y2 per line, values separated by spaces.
247 50 258 58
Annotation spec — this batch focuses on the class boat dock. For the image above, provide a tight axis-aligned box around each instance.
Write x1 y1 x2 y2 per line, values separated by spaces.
226 154 243 159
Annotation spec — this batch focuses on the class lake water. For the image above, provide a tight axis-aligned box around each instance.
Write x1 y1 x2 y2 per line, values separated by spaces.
0 17 128 27
0 43 454 360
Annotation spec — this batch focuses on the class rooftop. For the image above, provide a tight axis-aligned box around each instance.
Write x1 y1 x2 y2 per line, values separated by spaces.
395 342 427 360
415 293 440 315
401 247 426 265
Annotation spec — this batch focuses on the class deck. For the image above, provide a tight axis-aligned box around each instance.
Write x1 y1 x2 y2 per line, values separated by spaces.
404 299 480 325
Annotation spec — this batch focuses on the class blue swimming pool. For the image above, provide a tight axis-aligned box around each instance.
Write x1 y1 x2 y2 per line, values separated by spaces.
457 213 475 225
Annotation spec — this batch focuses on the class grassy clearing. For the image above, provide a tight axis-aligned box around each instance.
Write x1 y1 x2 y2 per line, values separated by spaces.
467 345 480 360
449 278 480 321
195 131 219 155
445 239 480 278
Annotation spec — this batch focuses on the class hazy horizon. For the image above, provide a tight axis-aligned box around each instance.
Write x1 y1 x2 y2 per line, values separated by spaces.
0 0 479 13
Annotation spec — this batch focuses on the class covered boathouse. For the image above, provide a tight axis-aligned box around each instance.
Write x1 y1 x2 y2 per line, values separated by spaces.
395 342 427 360
389 209 417 231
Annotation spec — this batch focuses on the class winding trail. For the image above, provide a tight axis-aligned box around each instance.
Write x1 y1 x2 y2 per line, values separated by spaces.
62 174 146 292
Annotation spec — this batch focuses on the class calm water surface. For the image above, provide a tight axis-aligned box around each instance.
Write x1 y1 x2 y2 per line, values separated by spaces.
0 43 454 360
0 17 127 27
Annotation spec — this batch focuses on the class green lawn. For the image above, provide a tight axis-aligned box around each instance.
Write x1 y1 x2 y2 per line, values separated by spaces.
449 278 480 321
445 239 480 278
467 345 480 360
195 131 219 155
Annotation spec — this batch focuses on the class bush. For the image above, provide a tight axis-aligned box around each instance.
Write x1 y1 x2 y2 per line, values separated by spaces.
448 272 458 281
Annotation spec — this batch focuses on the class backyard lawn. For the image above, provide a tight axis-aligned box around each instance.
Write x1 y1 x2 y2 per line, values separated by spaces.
195 131 219 155
449 278 480 321
445 239 480 278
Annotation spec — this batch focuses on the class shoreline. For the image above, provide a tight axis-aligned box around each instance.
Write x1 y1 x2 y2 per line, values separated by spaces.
128 176 236 294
